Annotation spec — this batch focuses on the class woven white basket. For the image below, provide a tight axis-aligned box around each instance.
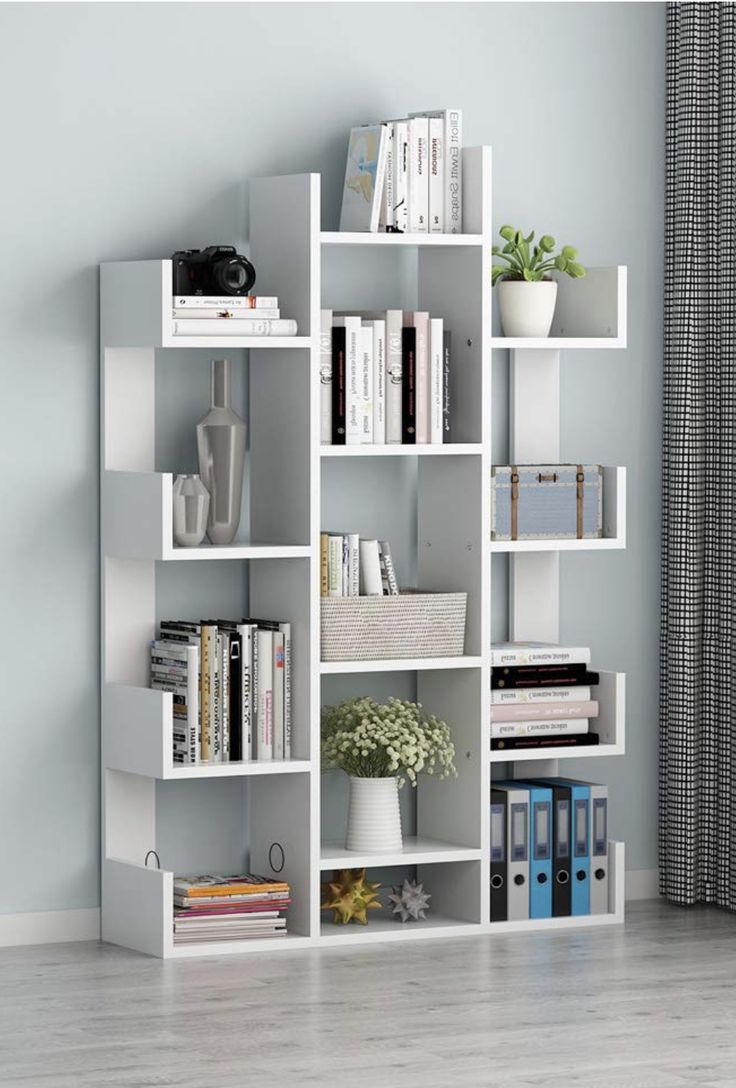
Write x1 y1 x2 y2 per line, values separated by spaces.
320 591 467 661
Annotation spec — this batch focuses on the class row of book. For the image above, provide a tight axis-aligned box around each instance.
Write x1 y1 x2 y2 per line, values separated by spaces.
170 294 297 337
340 109 462 234
321 309 451 446
491 777 610 922
320 534 398 597
491 642 600 752
174 874 291 945
150 618 292 764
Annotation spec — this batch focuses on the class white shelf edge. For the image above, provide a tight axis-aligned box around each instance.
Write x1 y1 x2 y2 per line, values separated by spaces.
166 759 313 780
491 538 625 553
161 335 312 350
318 915 481 945
490 743 625 763
164 543 312 561
169 933 313 957
320 836 482 870
492 337 626 350
320 231 484 248
320 655 484 675
320 443 482 458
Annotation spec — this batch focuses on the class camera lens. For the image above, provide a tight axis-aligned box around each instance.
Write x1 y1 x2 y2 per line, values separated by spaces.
215 257 255 296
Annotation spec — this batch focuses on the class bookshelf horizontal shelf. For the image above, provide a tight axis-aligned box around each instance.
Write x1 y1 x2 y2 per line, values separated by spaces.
167 543 312 562
170 933 313 958
492 537 625 553
162 336 311 350
319 914 480 944
320 231 485 248
491 267 627 347
320 837 482 870
320 443 483 458
320 655 483 675
492 336 625 350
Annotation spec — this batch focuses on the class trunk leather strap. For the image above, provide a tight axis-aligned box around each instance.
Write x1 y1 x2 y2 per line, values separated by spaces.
576 464 585 539
510 465 519 541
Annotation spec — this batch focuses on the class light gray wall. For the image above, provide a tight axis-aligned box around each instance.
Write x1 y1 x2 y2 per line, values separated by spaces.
0 1 664 916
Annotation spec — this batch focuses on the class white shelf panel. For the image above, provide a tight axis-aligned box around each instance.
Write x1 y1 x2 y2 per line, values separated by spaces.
321 231 484 248
103 471 311 561
320 655 484 675
161 335 311 350
319 914 481 945
103 685 312 780
491 466 626 552
493 337 625 350
170 933 312 958
491 670 625 763
321 443 482 458
320 837 482 870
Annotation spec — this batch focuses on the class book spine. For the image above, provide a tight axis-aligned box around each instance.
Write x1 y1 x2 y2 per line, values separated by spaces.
341 535 349 596
430 318 444 443
360 539 384 596
320 310 332 444
328 535 343 597
371 320 386 443
408 117 429 232
443 331 451 441
171 308 281 320
347 533 360 597
173 296 278 309
331 325 346 444
220 632 230 762
385 310 403 443
444 110 462 232
245 625 255 759
401 326 417 443
491 700 599 723
428 117 444 232
491 646 592 667
370 124 390 233
228 635 242 762
378 540 399 595
392 121 409 232
491 733 599 752
272 629 285 760
212 630 222 763
257 630 273 760
187 644 200 763
201 627 211 762
171 319 297 336
343 318 362 444
380 124 394 231
410 312 430 444
491 719 590 739
359 325 374 444
320 533 329 596
490 685 593 706
280 623 292 759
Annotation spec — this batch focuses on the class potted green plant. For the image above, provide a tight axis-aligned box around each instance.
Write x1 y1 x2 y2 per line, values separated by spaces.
492 226 585 338
321 696 457 853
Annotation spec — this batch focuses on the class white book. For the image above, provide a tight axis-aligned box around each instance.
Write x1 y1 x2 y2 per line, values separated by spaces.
359 539 383 596
334 317 363 444
385 310 403 442
406 311 430 443
320 309 333 445
491 719 590 739
179 644 199 764
359 325 374 444
171 308 280 320
392 120 409 232
339 124 389 233
428 117 444 233
272 628 285 760
328 535 343 597
173 295 278 309
409 109 462 232
256 629 274 760
342 535 349 596
491 685 592 706
346 532 360 597
491 642 592 667
366 319 386 443
429 318 444 443
237 623 254 760
280 623 292 759
220 631 230 762
378 540 399 596
408 117 429 232
380 124 394 231
171 319 297 337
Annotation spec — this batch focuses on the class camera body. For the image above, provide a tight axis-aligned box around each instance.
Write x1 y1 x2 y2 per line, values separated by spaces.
172 245 256 297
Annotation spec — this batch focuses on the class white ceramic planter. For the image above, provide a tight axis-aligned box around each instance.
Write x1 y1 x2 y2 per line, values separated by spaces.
346 776 403 853
497 279 558 338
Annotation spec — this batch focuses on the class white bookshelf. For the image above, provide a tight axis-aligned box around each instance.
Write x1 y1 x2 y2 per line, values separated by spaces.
100 147 627 958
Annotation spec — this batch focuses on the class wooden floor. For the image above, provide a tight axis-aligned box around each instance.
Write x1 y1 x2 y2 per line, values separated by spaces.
1 900 736 1087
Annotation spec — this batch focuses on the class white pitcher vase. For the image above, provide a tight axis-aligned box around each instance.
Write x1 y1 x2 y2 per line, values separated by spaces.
346 776 403 853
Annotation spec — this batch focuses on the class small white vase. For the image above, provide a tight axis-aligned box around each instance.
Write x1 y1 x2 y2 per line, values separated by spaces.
497 279 558 338
172 474 210 547
346 776 403 853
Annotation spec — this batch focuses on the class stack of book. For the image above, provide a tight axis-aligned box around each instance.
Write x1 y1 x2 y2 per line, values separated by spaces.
150 618 292 764
339 109 462 234
491 643 600 751
171 294 297 337
320 310 450 445
173 874 291 945
320 534 398 597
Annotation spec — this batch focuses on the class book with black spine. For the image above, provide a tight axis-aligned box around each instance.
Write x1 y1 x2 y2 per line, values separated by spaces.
331 325 346 444
491 732 600 751
402 326 417 443
492 664 597 689
443 331 452 441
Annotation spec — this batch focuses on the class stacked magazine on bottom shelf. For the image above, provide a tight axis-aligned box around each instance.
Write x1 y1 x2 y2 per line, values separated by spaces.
491 643 601 752
173 874 291 945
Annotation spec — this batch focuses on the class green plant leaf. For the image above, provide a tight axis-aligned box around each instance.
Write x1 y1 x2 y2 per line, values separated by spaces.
499 224 515 242
561 245 578 260
525 230 535 244
554 254 568 272
567 261 586 278
539 234 556 253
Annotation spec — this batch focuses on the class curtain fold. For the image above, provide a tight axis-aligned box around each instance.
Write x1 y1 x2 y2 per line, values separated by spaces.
661 2 736 907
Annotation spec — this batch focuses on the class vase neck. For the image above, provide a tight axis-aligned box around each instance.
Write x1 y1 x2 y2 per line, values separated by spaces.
210 358 231 409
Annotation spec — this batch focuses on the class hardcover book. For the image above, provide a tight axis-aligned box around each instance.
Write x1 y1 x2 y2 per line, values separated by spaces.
339 125 389 233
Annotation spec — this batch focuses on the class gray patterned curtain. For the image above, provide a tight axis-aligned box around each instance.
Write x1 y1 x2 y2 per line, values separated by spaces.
660 2 736 908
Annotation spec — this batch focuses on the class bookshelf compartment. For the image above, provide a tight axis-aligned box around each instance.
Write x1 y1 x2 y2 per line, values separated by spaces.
319 837 481 870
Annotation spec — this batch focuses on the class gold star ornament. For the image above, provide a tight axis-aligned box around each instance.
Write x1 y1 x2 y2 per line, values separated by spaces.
321 867 382 925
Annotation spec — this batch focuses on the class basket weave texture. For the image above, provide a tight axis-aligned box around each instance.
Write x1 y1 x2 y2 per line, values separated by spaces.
320 591 467 661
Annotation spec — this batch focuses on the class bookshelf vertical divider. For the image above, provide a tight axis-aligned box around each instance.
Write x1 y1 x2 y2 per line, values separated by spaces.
100 147 625 959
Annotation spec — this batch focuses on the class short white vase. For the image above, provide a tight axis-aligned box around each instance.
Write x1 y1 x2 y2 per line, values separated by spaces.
346 776 403 853
497 279 558 338
172 474 210 547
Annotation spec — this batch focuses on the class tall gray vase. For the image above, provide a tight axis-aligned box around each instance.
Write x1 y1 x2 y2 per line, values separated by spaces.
196 358 246 545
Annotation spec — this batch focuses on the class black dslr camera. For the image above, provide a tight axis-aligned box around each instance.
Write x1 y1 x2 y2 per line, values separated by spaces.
172 245 256 297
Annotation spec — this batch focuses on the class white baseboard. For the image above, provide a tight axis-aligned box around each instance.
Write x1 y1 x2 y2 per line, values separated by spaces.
0 908 100 948
626 868 660 901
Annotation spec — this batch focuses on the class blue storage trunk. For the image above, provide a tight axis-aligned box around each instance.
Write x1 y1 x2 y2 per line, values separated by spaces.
491 464 602 541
